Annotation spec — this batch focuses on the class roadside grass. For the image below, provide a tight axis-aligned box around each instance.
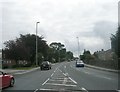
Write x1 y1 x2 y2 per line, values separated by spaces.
12 65 39 70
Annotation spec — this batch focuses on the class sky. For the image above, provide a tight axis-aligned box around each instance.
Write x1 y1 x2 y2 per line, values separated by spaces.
0 0 119 56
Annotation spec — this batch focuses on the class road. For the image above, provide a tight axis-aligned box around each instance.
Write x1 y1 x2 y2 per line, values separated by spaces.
2 61 118 92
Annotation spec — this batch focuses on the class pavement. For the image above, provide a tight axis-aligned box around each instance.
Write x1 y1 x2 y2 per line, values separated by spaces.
84 64 119 73
0 67 40 75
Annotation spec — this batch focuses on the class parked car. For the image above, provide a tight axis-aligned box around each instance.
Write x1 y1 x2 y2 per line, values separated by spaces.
0 71 15 89
40 61 51 70
76 60 84 67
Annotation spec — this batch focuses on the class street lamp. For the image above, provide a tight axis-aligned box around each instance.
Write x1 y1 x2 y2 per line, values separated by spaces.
36 22 40 66
76 37 80 59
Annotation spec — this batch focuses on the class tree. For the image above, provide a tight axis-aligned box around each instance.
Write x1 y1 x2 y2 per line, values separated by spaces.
49 42 66 62
3 34 49 66
66 51 73 61
111 26 120 58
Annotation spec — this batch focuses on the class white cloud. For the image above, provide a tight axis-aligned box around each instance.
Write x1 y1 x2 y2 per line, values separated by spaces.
1 0 118 56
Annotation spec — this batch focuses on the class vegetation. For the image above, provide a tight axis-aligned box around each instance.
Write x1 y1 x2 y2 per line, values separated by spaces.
111 26 120 58
3 34 73 67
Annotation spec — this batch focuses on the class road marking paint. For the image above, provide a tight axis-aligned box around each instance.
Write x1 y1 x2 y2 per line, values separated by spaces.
62 73 66 76
49 79 64 81
68 77 77 84
55 77 69 80
40 88 59 91
58 68 62 73
49 79 72 82
64 66 66 68
51 73 54 77
84 71 91 74
34 89 39 92
82 87 88 92
117 90 120 92
42 78 50 85
45 83 77 87
102 76 112 80
62 78 67 84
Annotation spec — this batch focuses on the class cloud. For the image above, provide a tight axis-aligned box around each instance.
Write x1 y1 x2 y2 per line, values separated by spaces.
1 0 118 56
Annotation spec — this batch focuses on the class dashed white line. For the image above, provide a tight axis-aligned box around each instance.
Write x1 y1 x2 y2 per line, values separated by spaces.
42 78 50 85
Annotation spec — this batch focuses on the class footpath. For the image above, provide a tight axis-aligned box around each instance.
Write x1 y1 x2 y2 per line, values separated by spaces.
0 67 40 75
85 64 119 73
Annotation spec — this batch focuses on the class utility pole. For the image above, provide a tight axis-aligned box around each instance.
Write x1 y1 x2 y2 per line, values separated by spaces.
36 22 40 66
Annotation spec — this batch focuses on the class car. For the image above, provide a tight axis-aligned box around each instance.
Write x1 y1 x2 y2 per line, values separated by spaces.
76 60 84 67
40 61 52 70
0 71 15 89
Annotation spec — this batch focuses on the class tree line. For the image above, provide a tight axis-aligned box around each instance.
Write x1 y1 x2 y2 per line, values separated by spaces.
80 26 120 70
2 34 73 67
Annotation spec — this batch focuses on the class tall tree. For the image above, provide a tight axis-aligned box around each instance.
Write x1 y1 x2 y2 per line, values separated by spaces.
111 26 120 58
3 34 49 65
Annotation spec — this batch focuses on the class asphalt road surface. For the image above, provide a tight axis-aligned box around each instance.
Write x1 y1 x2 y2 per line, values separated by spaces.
2 61 118 92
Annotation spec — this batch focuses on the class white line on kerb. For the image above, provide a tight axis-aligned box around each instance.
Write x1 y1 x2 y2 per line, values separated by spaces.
42 78 50 85
34 89 39 92
68 77 77 84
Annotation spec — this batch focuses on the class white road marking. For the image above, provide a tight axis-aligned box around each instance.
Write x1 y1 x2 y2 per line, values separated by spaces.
68 77 77 84
82 87 88 92
62 78 67 84
46 83 77 87
64 66 66 68
51 73 54 77
39 88 59 91
50 79 72 82
58 68 62 73
42 78 50 85
101 76 112 80
34 89 39 92
84 71 91 74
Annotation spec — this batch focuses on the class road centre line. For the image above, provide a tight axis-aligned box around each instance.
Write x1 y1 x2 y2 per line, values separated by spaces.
68 77 77 84
42 78 50 85
42 65 60 85
34 89 39 92
45 83 77 87
58 68 62 73
82 87 88 92
64 66 66 68
51 73 54 77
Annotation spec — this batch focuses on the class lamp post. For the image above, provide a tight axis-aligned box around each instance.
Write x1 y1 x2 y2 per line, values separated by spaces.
36 22 40 66
76 37 80 59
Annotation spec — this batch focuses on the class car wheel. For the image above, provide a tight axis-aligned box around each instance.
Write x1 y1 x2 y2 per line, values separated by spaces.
41 67 42 70
10 78 15 87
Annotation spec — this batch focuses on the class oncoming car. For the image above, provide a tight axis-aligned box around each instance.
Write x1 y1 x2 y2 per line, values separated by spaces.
40 61 52 70
76 60 84 67
0 71 15 89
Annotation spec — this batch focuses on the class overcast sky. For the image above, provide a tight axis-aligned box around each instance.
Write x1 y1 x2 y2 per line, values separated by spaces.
1 0 118 56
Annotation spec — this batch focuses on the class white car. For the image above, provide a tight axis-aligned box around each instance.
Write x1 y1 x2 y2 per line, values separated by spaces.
76 60 84 67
